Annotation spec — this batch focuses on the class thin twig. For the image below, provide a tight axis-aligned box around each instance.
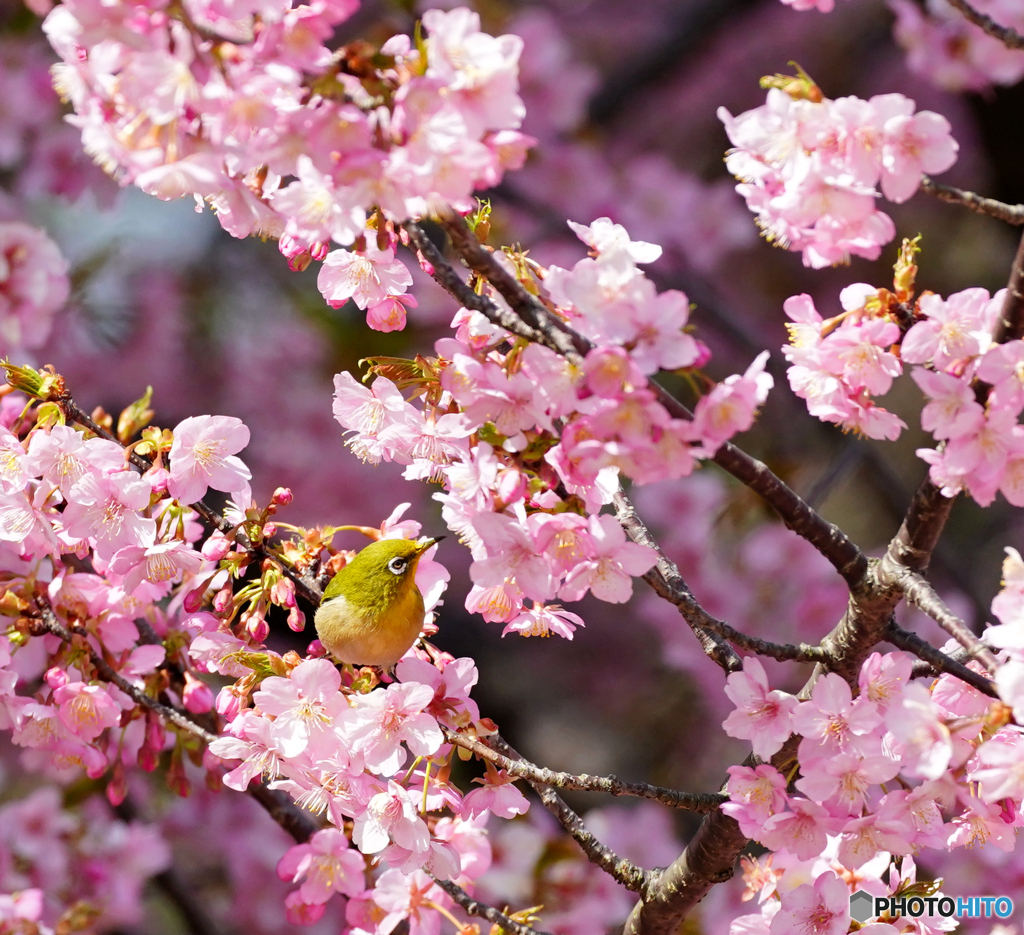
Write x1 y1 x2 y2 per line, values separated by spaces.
488 735 652 893
883 568 999 672
613 493 827 665
995 227 1024 343
884 622 997 698
35 603 218 744
919 176 1024 225
446 730 726 813
945 0 1024 49
612 491 742 671
430 877 553 935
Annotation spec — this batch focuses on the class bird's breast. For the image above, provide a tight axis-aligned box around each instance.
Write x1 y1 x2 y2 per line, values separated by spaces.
313 586 425 667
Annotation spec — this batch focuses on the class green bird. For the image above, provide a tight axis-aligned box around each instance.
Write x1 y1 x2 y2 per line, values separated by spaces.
314 537 442 667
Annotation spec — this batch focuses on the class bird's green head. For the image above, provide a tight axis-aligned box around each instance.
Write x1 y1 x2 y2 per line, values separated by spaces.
321 536 443 609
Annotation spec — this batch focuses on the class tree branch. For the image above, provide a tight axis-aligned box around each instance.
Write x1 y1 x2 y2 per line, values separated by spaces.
487 734 652 893
445 729 726 813
430 877 554 935
884 621 997 698
34 602 219 744
612 492 826 665
995 226 1024 343
945 0 1024 49
919 176 1024 225
878 566 999 672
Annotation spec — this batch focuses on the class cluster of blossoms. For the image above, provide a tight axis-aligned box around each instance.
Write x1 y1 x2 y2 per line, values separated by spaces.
334 216 774 634
211 649 519 926
777 0 1024 94
891 0 1024 93
42 0 532 326
721 638 1016 935
0 362 675 933
718 80 958 268
782 241 1024 506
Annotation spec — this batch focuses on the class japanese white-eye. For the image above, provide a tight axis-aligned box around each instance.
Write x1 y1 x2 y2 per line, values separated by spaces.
314 537 443 667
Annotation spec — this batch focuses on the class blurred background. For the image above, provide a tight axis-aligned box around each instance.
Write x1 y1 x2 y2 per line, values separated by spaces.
1 0 1023 931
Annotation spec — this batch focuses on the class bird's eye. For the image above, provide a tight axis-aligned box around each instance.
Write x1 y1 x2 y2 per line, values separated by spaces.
387 556 407 575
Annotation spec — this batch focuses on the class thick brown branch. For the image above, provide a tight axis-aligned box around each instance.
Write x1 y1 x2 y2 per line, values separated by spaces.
622 805 748 935
431 877 553 935
885 622 997 698
488 735 651 893
945 0 1024 48
446 730 726 813
919 176 1024 225
248 781 321 843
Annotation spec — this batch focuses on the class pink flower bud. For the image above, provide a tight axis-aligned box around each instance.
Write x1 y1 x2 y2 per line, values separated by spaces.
287 606 305 632
416 249 434 276
306 638 328 658
201 532 231 562
496 467 527 505
145 466 171 494
184 584 208 613
271 487 293 506
44 666 67 690
183 671 215 713
106 761 128 807
212 586 234 614
262 522 277 538
216 686 242 720
246 613 269 643
271 577 296 609
287 251 313 272
138 744 159 773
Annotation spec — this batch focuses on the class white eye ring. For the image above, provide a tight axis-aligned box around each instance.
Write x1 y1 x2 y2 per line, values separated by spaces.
388 557 407 575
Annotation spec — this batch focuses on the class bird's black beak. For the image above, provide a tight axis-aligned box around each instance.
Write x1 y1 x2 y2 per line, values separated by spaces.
417 536 445 554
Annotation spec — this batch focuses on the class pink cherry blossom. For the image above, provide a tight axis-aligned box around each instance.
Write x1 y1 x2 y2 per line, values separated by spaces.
723 657 798 759
769 872 849 935
167 415 252 506
317 241 413 311
342 682 443 776
352 781 430 855
252 659 347 760
558 513 657 603
277 828 366 905
108 541 204 595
